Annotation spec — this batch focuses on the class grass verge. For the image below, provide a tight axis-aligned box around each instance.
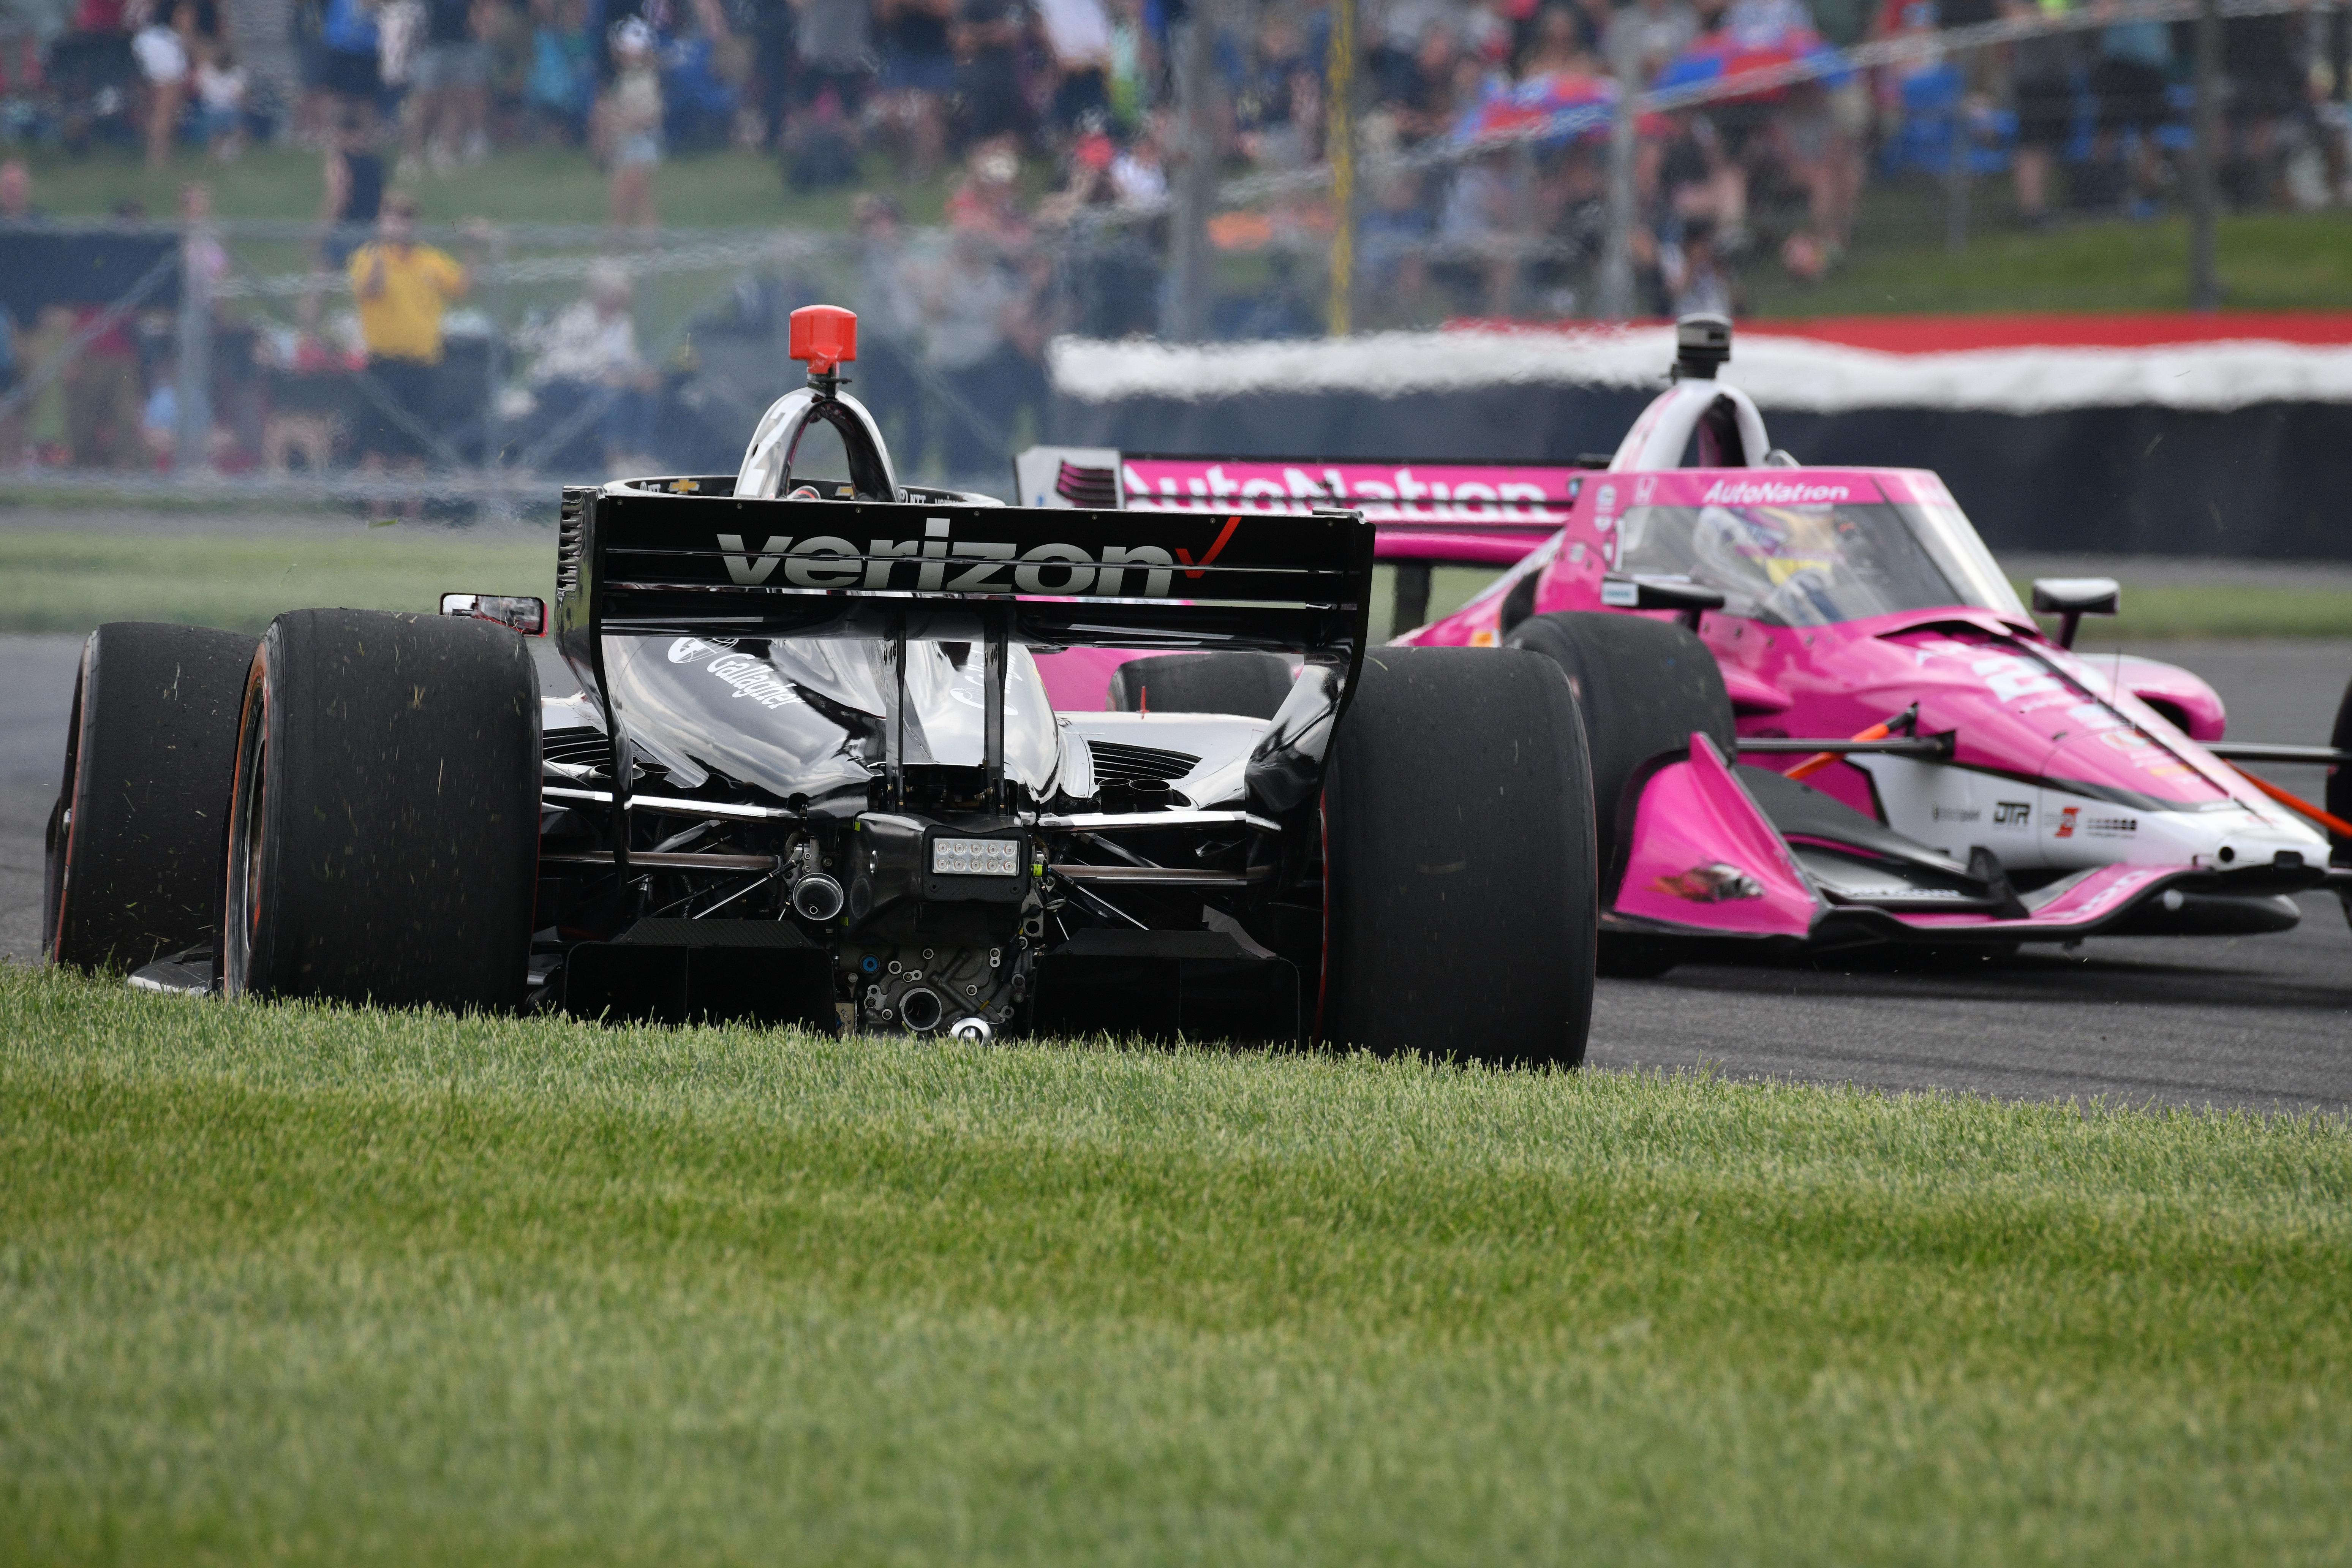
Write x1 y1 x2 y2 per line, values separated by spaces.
0 527 553 634
2 962 2347 1564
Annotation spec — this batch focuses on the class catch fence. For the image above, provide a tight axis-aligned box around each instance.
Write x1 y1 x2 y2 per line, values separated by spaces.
0 0 2344 503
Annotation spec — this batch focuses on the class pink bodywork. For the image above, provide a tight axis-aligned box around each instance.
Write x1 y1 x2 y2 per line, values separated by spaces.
1033 449 2292 945
1394 464 2255 814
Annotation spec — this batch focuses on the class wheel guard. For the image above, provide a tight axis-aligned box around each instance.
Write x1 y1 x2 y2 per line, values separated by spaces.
1606 736 2325 947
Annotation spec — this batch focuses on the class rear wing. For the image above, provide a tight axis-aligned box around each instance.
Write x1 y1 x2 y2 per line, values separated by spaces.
554 475 1376 817
555 476 1374 665
1013 446 1584 542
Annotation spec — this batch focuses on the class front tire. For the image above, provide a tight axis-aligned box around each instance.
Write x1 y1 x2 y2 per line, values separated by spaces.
44 621 256 973
1506 613 1737 981
1320 647 1597 1064
1108 651 1296 718
223 609 540 1011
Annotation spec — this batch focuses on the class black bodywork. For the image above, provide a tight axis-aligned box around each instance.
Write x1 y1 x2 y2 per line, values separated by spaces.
537 474 1375 1038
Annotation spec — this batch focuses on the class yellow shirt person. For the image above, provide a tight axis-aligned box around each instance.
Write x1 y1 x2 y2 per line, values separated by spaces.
347 200 469 364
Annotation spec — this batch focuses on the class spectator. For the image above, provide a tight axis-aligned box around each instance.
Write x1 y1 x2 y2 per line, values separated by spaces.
2223 10 2308 207
1359 166 1434 323
376 0 426 136
2 0 66 97
408 0 493 170
0 296 21 468
1105 0 1145 124
917 228 1032 474
2001 0 2081 227
873 0 953 175
1389 19 1459 142
319 0 383 139
847 190 928 460
1108 111 1167 204
791 0 874 121
133 4 190 168
1035 0 1111 132
194 43 245 157
315 102 385 270
2086 16 2170 213
526 0 593 138
1233 5 1312 164
1660 214 1731 314
0 156 35 218
346 191 471 471
1517 3 1593 79
1768 76 1861 274
531 259 657 469
1720 0 1811 46
945 136 1029 247
63 276 141 469
1604 0 1694 83
954 0 1026 145
1435 143 1519 313
140 354 180 465
595 15 662 236
778 0 871 182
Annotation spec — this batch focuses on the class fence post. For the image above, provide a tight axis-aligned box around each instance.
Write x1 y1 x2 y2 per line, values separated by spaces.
174 218 213 474
1325 0 1356 337
2188 0 2221 310
1163 0 1217 343
1597 68 1638 321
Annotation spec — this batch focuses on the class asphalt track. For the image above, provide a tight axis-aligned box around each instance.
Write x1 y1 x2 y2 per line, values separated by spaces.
4 632 2346 1113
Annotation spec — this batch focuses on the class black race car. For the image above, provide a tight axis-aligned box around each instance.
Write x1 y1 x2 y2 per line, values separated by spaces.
44 308 1598 1059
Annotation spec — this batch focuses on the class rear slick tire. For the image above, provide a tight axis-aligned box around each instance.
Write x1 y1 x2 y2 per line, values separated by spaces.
43 621 257 972
1320 647 1597 1064
222 609 540 1012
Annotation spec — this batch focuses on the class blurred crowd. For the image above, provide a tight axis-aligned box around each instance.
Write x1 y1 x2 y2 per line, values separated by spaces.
4 0 2352 481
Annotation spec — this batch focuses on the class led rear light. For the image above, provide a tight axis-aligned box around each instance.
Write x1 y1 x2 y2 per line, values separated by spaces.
932 837 1021 877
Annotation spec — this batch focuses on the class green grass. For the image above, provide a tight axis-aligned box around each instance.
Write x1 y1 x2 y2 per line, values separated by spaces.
2075 584 2352 643
1749 203 2352 318
0 526 553 634
2 962 2348 1564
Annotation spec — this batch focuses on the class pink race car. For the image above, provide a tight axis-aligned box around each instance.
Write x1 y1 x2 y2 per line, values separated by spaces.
1019 315 2352 974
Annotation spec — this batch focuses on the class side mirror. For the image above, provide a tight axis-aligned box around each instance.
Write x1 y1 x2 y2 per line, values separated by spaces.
1602 574 1727 631
441 592 547 636
2030 577 2120 650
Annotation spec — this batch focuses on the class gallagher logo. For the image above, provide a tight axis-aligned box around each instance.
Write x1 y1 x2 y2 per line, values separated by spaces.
711 515 1240 597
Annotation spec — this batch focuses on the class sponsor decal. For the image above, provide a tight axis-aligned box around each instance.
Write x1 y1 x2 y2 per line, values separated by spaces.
1653 862 1764 902
1595 484 1618 517
1971 652 2064 704
704 651 803 709
1993 800 2032 828
1930 805 1981 823
1696 477 1853 506
2085 815 2138 838
2054 806 2080 839
1633 475 1657 506
1118 459 1567 520
713 517 1196 598
667 635 732 663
